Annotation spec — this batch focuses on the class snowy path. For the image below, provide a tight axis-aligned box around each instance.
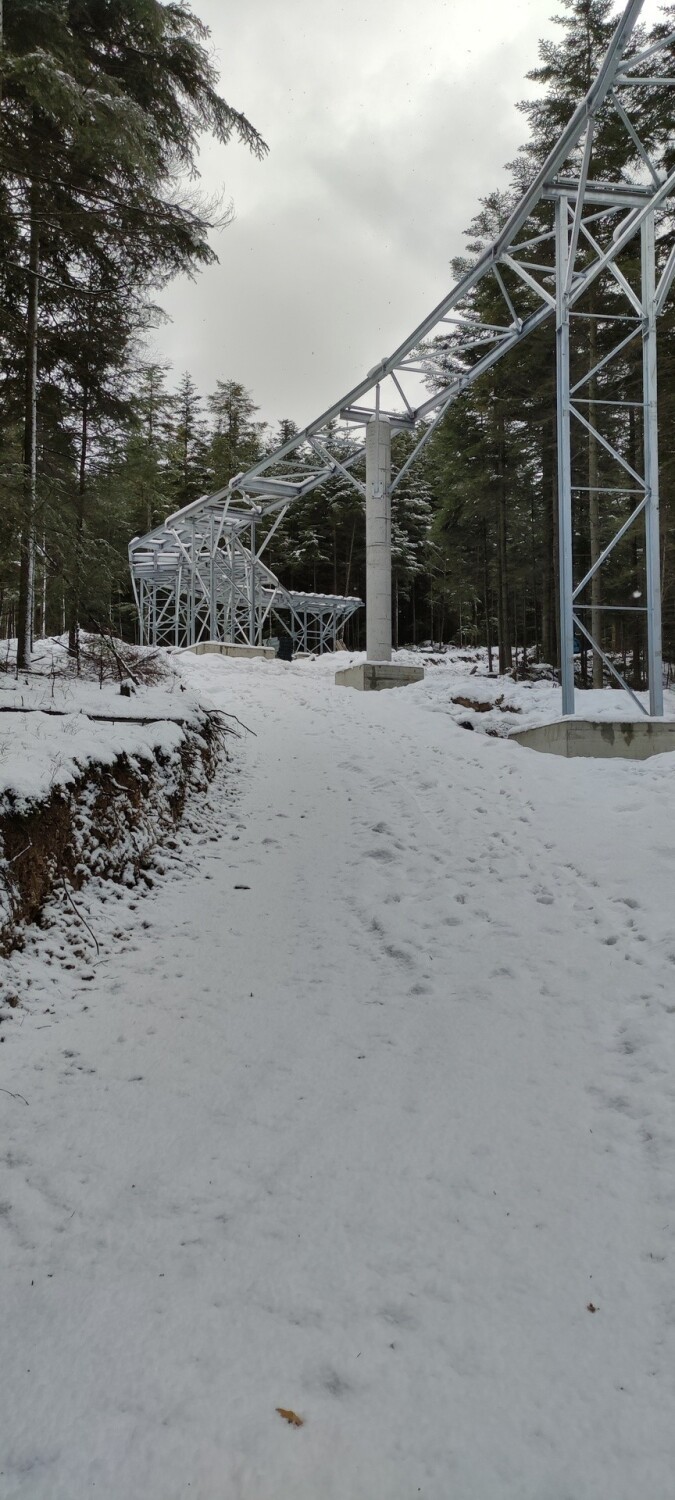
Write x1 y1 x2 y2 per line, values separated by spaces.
3 655 675 1499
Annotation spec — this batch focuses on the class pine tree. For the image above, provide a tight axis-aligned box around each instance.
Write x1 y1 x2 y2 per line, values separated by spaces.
1 0 266 666
121 362 176 537
167 373 210 509
208 380 266 487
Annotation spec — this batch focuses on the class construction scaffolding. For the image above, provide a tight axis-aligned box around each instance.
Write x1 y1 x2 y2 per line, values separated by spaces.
130 0 675 705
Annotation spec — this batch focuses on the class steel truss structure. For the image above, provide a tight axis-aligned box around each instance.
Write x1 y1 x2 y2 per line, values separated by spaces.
130 504 361 652
269 590 363 654
130 0 675 707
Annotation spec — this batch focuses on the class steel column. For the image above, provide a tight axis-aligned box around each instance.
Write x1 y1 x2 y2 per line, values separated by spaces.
209 514 217 640
250 521 256 645
642 212 664 715
555 194 576 714
189 522 196 646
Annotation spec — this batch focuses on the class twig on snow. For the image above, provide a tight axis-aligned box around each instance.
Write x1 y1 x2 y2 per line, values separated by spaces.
95 621 140 686
61 876 100 956
207 707 256 737
7 841 32 864
0 706 193 725
0 1087 29 1105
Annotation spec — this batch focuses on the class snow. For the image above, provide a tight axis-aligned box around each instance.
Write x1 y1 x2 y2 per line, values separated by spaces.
311 644 675 736
0 708 188 807
0 644 205 807
2 647 675 1498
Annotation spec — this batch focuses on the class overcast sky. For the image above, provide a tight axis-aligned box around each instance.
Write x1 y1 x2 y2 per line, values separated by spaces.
153 0 661 430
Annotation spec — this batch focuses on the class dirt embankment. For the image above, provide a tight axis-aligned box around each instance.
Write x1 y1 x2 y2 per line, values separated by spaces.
0 718 221 956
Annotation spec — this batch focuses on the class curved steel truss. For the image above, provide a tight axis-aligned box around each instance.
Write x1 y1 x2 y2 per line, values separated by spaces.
130 508 361 652
130 0 675 704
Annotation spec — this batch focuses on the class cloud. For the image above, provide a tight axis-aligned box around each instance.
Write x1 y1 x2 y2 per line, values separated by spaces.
153 0 646 429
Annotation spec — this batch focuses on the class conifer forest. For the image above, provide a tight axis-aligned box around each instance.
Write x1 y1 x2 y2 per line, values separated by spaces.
2 0 675 685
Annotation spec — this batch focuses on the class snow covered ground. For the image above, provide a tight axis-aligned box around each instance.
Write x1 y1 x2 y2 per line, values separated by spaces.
370 642 675 736
0 639 206 807
2 647 675 1498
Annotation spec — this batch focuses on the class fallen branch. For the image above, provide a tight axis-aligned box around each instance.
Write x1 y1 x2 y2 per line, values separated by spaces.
207 707 256 737
88 620 141 687
0 1087 29 1105
7 841 32 864
61 876 100 956
0 706 194 726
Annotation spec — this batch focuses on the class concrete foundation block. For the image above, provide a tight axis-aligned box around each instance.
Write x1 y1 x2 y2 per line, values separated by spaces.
185 641 275 661
335 662 425 692
511 717 675 759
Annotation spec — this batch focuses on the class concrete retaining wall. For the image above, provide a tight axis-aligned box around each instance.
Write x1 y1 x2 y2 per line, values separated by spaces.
184 642 276 661
511 717 675 759
335 662 424 692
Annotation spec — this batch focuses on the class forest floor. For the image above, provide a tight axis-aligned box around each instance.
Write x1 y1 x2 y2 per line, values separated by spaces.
2 647 675 1498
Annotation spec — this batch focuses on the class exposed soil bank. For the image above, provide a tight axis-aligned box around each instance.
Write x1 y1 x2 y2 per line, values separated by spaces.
0 716 220 955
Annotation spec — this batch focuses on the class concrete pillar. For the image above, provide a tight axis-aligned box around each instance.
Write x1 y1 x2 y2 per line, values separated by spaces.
366 416 392 662
336 415 423 688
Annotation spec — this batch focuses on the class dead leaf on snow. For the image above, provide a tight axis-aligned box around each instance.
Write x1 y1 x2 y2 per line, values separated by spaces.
276 1407 304 1427
587 1302 598 1313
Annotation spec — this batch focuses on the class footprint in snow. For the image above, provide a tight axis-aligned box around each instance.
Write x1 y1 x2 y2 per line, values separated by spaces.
321 1369 353 1398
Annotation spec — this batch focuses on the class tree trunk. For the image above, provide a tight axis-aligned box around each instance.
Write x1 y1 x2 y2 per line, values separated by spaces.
344 520 356 597
513 589 519 676
68 377 89 662
495 413 512 672
541 419 554 664
182 405 189 498
17 181 40 670
38 528 47 638
530 489 539 661
482 519 493 672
